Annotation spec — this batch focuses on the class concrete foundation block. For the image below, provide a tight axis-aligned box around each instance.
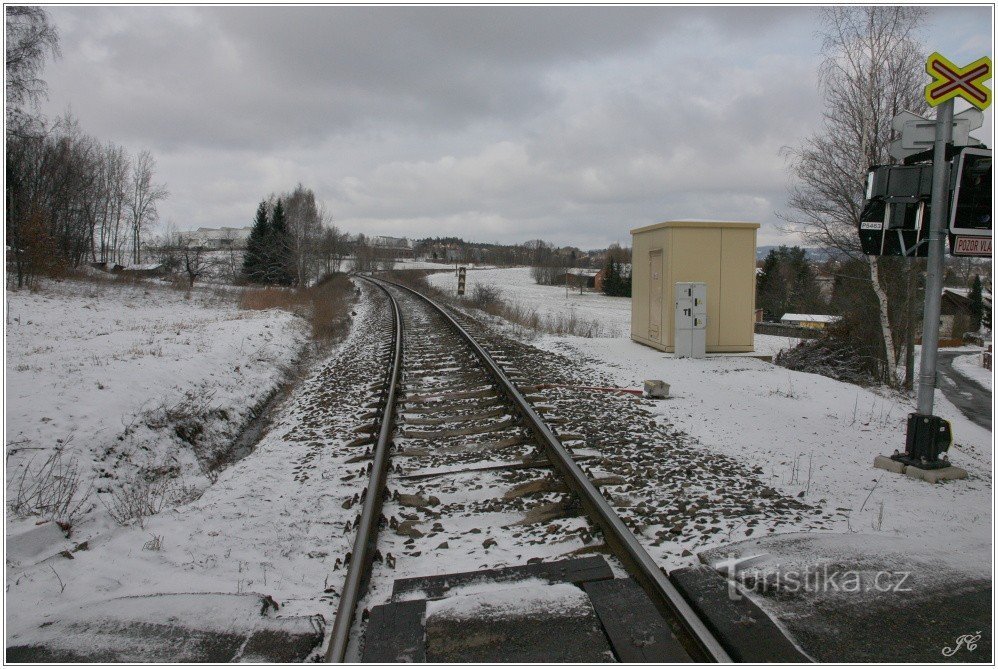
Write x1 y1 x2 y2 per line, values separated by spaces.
643 380 670 399
905 465 968 484
873 455 906 474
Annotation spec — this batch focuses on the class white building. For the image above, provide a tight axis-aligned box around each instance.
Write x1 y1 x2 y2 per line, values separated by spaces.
187 227 252 250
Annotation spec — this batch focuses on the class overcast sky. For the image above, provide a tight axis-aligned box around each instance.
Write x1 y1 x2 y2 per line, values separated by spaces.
39 5 993 249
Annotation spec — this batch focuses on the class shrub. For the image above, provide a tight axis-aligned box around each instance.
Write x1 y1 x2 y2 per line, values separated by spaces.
7 448 93 526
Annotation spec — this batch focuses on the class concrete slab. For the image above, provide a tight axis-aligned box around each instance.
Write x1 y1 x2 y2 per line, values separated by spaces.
423 582 614 662
391 555 612 600
5 592 323 663
670 565 809 662
644 380 671 399
905 465 969 484
363 599 426 663
584 577 691 662
874 455 906 474
699 533 992 663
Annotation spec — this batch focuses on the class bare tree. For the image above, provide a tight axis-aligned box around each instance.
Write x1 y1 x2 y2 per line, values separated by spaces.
780 7 927 384
127 150 167 264
282 183 324 285
317 224 348 274
5 6 59 132
95 142 130 264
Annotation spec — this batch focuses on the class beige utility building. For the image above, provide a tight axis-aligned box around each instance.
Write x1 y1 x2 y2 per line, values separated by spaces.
630 220 759 353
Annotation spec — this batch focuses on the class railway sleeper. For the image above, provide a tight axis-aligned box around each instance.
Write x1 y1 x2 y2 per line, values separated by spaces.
406 387 496 403
400 417 517 440
401 406 506 426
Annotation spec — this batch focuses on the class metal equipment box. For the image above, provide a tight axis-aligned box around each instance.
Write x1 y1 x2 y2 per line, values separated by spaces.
674 282 707 358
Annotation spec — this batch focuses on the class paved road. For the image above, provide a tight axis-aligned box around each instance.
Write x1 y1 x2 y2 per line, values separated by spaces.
936 351 991 431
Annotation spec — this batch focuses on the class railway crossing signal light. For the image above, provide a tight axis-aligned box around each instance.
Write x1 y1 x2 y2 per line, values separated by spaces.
858 164 933 257
858 148 991 258
950 147 992 232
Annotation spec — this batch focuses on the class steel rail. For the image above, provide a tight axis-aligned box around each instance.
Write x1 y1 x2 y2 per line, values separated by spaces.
324 276 403 663
383 277 732 663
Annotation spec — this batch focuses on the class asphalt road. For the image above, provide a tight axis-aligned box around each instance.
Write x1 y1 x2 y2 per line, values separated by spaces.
936 351 991 431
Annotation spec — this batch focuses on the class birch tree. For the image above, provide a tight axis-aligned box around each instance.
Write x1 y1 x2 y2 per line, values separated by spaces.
127 150 167 264
282 183 324 286
5 6 59 134
780 6 927 384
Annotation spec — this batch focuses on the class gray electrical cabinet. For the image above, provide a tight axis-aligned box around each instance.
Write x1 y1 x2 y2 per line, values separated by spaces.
674 282 707 358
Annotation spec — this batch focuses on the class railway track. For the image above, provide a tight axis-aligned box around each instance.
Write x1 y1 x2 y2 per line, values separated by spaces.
325 276 732 663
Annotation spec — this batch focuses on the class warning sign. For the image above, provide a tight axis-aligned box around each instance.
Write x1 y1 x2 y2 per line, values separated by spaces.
951 236 992 257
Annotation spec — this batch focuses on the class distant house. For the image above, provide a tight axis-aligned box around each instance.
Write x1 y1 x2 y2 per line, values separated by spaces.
187 227 252 250
555 269 599 290
594 263 632 292
939 289 976 340
780 313 841 330
367 235 415 260
115 263 165 278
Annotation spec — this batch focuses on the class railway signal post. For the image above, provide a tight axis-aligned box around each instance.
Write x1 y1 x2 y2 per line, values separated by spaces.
905 54 990 468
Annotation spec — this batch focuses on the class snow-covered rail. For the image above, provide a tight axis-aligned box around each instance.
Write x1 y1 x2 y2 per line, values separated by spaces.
325 276 731 663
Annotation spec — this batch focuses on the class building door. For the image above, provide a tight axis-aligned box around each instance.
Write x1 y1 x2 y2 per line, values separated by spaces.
648 249 663 341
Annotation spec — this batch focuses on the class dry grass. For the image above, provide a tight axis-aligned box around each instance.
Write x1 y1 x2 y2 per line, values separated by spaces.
7 447 94 526
239 273 353 342
238 286 309 312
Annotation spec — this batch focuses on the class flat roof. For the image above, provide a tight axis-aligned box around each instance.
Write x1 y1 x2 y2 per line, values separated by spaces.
781 314 841 323
630 220 761 235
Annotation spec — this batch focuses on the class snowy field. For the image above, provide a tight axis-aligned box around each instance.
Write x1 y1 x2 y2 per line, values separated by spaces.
429 265 631 338
5 277 308 535
432 267 991 567
5 278 375 657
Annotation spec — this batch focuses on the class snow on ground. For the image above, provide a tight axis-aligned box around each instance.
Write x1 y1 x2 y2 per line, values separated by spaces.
539 336 991 563
444 268 991 566
6 277 308 533
953 352 994 390
425 581 591 621
5 277 371 653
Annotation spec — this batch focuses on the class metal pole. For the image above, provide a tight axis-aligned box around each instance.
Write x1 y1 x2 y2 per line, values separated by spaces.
915 99 954 415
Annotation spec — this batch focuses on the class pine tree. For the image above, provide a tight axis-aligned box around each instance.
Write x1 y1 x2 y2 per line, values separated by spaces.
756 248 788 319
756 246 825 319
969 274 984 331
242 201 270 283
603 257 621 296
788 247 825 313
265 199 295 286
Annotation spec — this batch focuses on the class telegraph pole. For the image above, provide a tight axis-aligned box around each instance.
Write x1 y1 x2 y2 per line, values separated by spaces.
915 99 953 415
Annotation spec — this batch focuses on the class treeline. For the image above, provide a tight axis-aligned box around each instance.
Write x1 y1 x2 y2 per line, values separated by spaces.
529 240 631 286
597 242 631 297
756 246 825 320
238 185 346 287
763 245 989 387
416 236 624 273
5 8 168 287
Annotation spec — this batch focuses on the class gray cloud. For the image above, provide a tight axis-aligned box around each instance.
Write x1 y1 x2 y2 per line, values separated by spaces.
40 5 992 248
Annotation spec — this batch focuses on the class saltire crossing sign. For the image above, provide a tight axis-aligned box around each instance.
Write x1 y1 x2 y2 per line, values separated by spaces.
925 52 992 110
